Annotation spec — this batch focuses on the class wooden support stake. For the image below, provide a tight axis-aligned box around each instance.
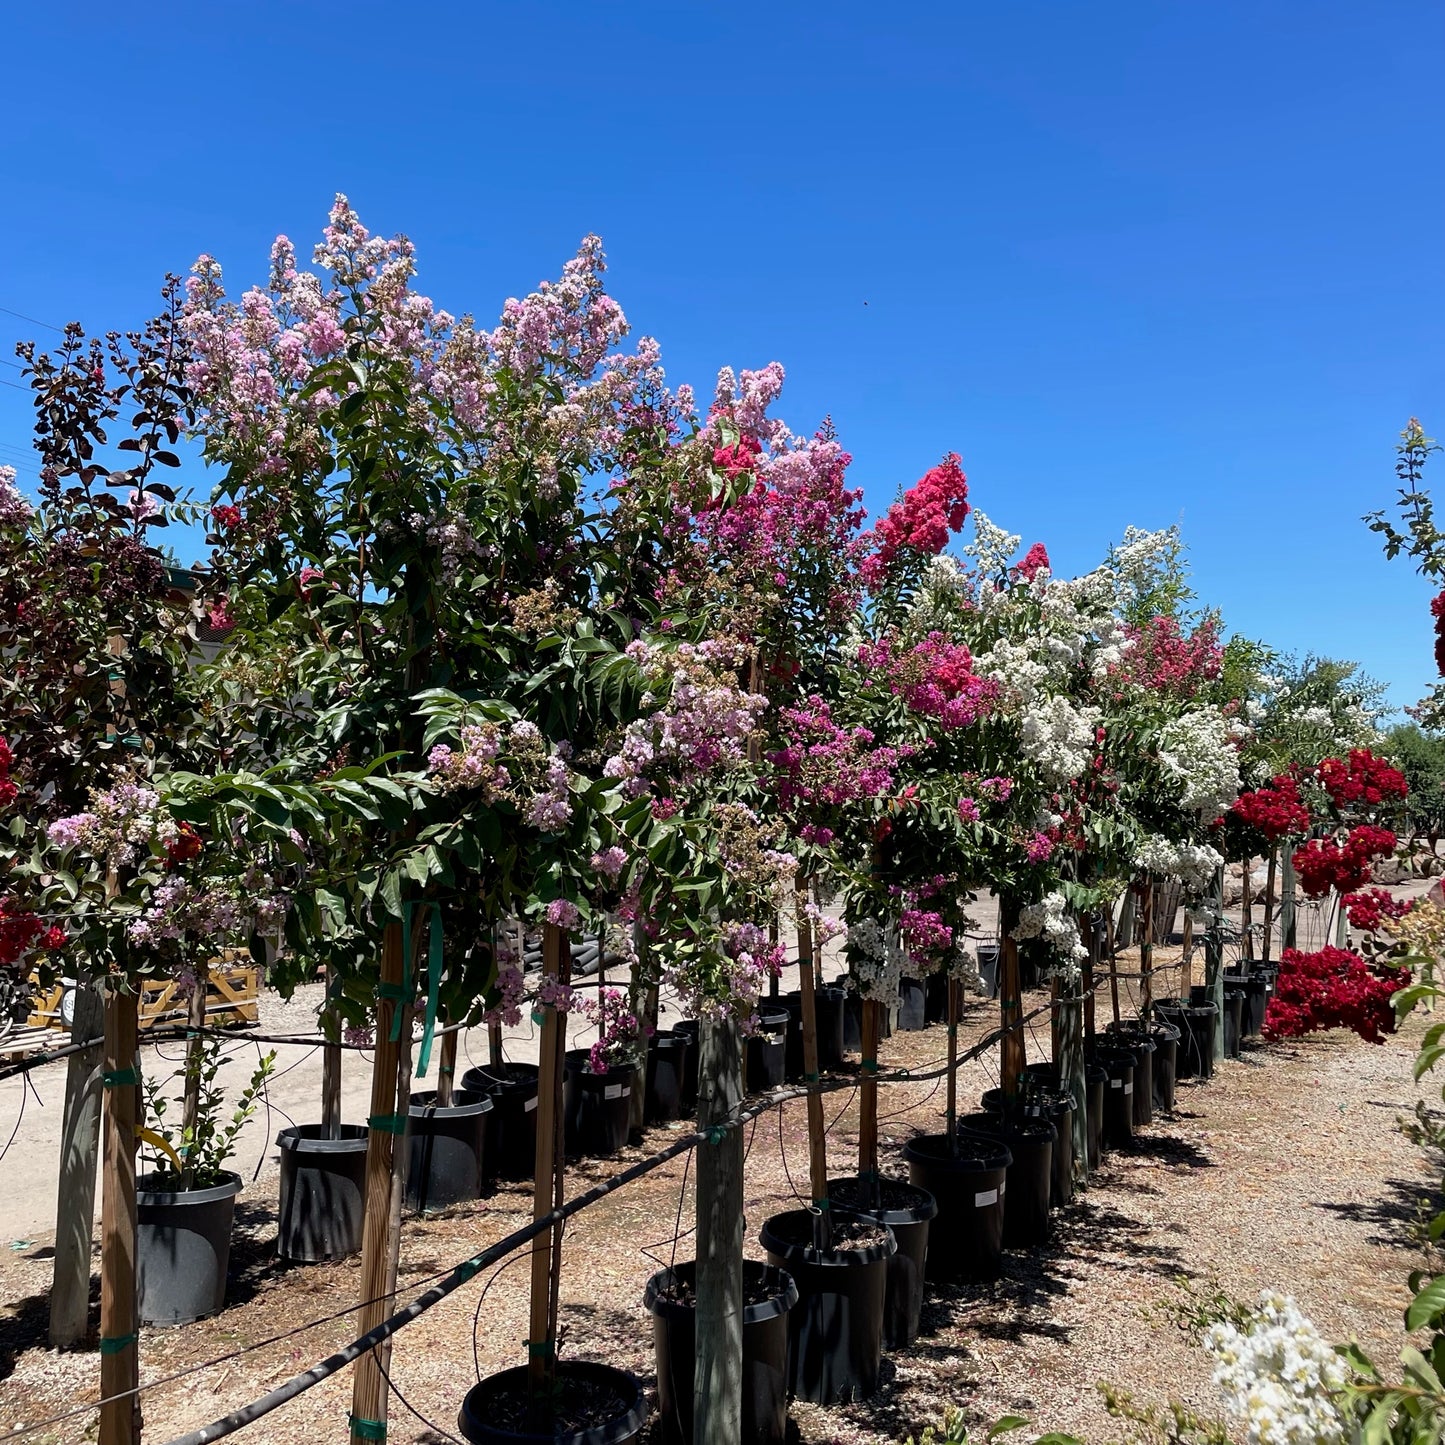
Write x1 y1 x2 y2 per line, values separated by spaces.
527 923 570 1416
1080 911 1097 1041
50 978 105 1348
99 985 139 1445
945 977 960 1157
795 881 830 1248
349 921 414 1445
999 900 1025 1098
179 962 209 1189
1241 852 1255 960
768 914 780 1000
1280 849 1298 953
1180 912 1196 997
693 1014 744 1445
858 998 879 1188
435 1025 458 1108
1139 878 1154 1015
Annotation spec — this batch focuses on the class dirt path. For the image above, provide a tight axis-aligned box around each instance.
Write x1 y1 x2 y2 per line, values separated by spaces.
0 980 1435 1445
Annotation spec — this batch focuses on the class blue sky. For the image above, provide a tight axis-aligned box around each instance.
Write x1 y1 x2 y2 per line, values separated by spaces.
2 3 1441 711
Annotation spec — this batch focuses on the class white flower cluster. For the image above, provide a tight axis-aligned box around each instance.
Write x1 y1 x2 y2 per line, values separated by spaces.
1108 524 1181 610
948 943 981 992
1011 891 1088 967
1134 835 1225 895
1019 695 1101 786
974 636 1052 706
1203 1291 1348 1445
963 510 1020 579
1158 707 1244 815
846 918 906 1001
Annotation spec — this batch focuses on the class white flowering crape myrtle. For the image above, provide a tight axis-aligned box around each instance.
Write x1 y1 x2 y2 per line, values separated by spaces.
1203 1291 1349 1445
1134 834 1226 896
1158 707 1246 816
1011 890 1088 976
846 918 906 1001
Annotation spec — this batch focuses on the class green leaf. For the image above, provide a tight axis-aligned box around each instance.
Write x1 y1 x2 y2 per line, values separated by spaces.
1407 1274 1445 1332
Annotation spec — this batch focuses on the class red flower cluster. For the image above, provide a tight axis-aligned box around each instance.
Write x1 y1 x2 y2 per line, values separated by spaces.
0 902 63 969
711 434 763 481
1017 542 1050 581
862 453 969 585
210 503 243 531
856 632 997 730
1292 824 1397 898
165 821 203 868
1231 772 1311 841
1341 887 1414 933
0 737 15 807
1264 945 1405 1045
1433 589 1445 677
1315 749 1408 811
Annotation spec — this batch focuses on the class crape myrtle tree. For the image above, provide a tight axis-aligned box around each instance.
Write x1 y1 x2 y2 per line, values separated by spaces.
180 198 704 1440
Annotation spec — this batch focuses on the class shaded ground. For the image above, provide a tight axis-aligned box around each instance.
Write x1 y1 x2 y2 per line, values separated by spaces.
0 981 1435 1445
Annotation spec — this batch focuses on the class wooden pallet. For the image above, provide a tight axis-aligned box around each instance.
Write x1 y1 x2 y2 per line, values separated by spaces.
26 960 259 1033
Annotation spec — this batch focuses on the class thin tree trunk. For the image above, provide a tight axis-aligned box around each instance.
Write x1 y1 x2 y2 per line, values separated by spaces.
768 914 780 1000
1241 853 1255 960
1080 910 1097 1041
349 921 414 1445
1180 913 1195 998
526 924 570 1421
1279 849 1298 953
1055 964 1087 1185
1139 878 1154 1015
810 881 826 988
945 977 960 1156
1104 902 1122 1024
50 978 105 1348
858 999 880 1195
1206 866 1226 1057
795 879 830 1249
693 1015 744 1445
178 961 209 1190
99 986 140 1445
1000 900 1025 1097
435 1026 457 1108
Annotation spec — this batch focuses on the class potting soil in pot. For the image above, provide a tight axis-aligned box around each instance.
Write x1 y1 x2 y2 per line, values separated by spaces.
458 1360 647 1445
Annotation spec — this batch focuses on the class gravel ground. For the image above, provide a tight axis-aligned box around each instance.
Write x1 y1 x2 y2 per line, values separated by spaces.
0 970 1437 1445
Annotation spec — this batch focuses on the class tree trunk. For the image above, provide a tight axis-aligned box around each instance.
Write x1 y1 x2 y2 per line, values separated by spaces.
1116 888 1136 950
1180 913 1196 997
795 881 831 1248
1104 902 1122 1025
1000 900 1025 1098
1261 848 1278 965
348 921 414 1445
857 999 880 1192
1241 853 1255 960
1139 878 1154 1015
1080 911 1097 1041
526 924 570 1420
693 1015 744 1445
1055 965 1087 1186
435 1026 457 1108
1206 867 1226 1058
1279 849 1298 953
50 978 105 1348
945 977 960 1155
99 986 140 1445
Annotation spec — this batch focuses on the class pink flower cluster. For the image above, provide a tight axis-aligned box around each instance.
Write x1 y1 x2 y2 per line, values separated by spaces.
861 453 970 588
899 908 952 958
427 724 509 798
578 986 648 1075
767 697 906 814
857 632 997 730
1109 615 1223 699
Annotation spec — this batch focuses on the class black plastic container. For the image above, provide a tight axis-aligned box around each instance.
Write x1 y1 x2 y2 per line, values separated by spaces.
458 1062 538 1180
745 1007 788 1094
1085 1062 1107 1169
1092 1048 1137 1148
1150 1020 1179 1113
925 970 950 1024
1222 983 1246 1058
644 1260 797 1445
781 988 847 1077
458 1361 648 1445
136 1170 242 1325
896 976 927 1031
670 1020 701 1114
645 1031 690 1124
960 1112 1054 1247
1105 1023 1156 1127
760 1209 896 1404
902 1132 1011 1281
1240 971 1270 1038
976 943 1000 1000
406 1090 491 1211
981 1087 1074 1208
564 1053 635 1158
1160 998 1217 1080
276 1123 368 1262
827 1175 937 1348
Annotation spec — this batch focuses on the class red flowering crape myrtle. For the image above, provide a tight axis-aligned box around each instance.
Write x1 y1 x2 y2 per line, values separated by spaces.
1433 588 1445 678
1292 825 1398 898
1264 945 1406 1045
1341 887 1415 933
1315 748 1408 810
1231 772 1311 842
860 453 969 588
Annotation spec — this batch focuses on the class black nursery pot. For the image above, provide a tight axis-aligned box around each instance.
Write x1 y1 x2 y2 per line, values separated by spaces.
1092 1049 1137 1148
1160 998 1217 1081
458 1063 538 1181
1105 1024 1156 1128
564 1053 635 1158
976 943 1001 1000
1085 1063 1107 1170
136 1170 242 1326
458 1361 648 1445
276 1123 368 1262
745 1007 789 1094
902 1132 1010 1282
1149 1020 1180 1113
1241 971 1270 1038
670 1020 701 1113
827 1175 938 1348
406 1090 491 1212
644 1260 797 1445
960 1112 1054 1247
645 1031 690 1124
780 988 847 1078
896 975 928 1032
760 1208 896 1405
1222 984 1246 1059
980 1088 1074 1208
925 970 950 1024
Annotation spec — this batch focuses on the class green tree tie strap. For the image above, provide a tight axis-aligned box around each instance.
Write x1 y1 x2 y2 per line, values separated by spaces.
367 1114 407 1135
415 906 441 1079
348 1414 387 1440
704 1124 727 1145
526 1338 554 1358
804 1071 820 1083
99 1333 137 1355
811 1195 831 1211
102 1067 139 1088
394 904 414 1044
860 1057 879 1074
